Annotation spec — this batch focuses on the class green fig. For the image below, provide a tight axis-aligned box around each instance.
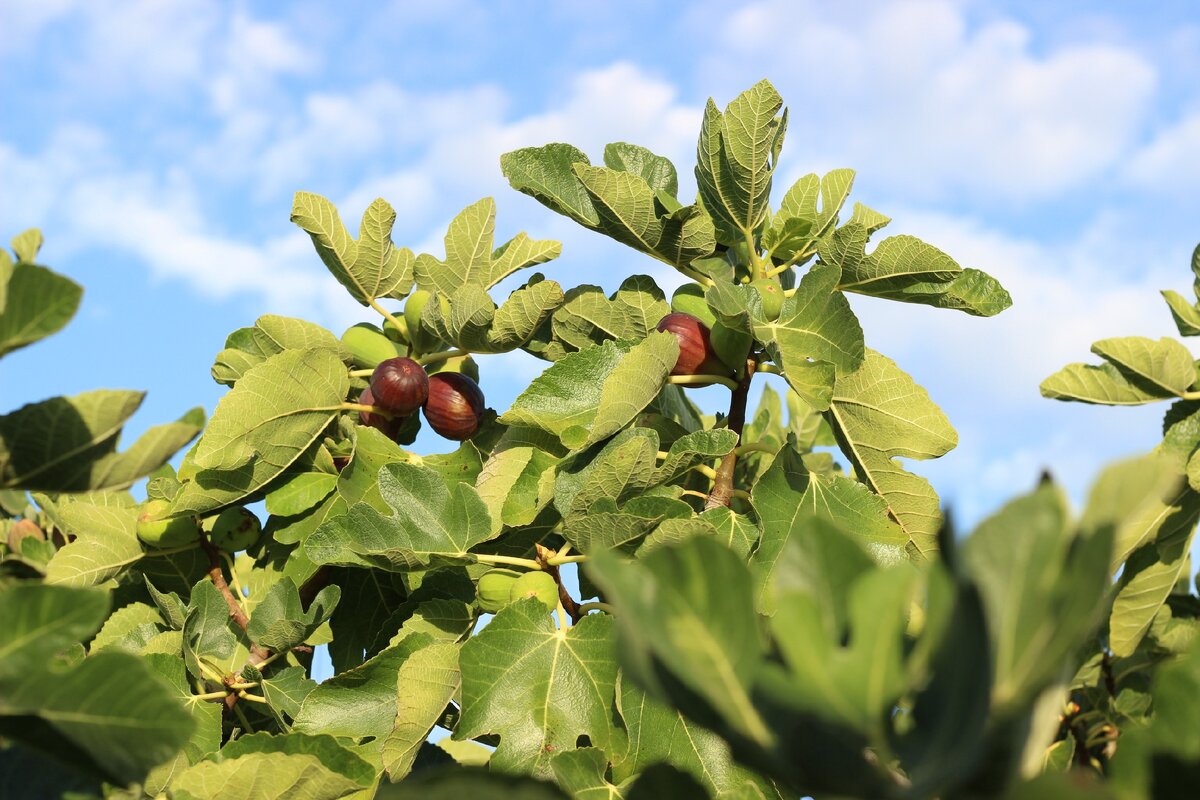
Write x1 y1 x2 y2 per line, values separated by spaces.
207 506 263 552
508 571 559 612
383 317 409 345
137 499 200 548
341 323 403 368
404 289 439 352
750 277 784 321
477 568 521 613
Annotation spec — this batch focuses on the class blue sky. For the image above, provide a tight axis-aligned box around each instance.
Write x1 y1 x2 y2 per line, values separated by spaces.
3 0 1200 529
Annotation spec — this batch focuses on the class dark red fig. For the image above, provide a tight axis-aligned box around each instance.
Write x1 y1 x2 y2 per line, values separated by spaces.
656 312 727 376
423 373 486 441
369 356 429 414
357 386 402 438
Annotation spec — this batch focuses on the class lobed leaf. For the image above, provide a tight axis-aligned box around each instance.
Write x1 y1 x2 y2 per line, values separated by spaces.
824 350 957 555
456 599 618 778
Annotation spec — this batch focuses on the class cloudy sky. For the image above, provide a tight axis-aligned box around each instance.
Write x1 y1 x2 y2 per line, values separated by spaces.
3 0 1200 529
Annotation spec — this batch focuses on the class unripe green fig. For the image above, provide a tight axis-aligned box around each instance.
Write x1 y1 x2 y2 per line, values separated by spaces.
508 571 559 612
341 323 403 368
423 373 486 440
208 506 262 552
476 568 521 613
383 317 409 345
656 312 730 378
370 356 430 414
404 290 438 352
750 278 784 321
137 499 200 548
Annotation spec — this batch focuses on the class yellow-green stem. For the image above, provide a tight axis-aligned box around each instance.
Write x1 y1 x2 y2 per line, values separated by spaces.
416 349 468 366
667 374 740 391
474 553 543 570
368 298 404 332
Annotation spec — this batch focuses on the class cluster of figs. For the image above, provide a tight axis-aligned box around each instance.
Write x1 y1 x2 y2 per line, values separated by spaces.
361 357 485 442
135 501 263 552
342 275 785 445
341 290 488 443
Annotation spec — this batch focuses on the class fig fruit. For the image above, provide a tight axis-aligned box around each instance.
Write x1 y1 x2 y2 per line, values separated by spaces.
656 312 728 377
208 506 262 552
357 386 398 434
383 317 409 345
341 323 402 369
423 373 485 440
136 499 200 548
476 568 521 613
370 356 429 415
404 289 439 352
508 571 559 612
750 277 784 321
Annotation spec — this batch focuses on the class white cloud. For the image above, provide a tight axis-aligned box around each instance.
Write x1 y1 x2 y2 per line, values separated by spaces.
700 0 1157 200
1124 111 1200 194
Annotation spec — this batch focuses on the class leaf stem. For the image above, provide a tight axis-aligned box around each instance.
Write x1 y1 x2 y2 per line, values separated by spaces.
237 691 270 704
576 602 614 615
253 651 283 671
369 298 404 333
547 554 587 566
473 554 543 570
694 463 719 481
232 703 256 734
678 265 716 288
735 442 776 456
555 597 573 631
416 349 468 366
219 551 248 611
667 374 740 391
706 358 757 509
340 402 396 419
744 229 766 280
192 690 230 702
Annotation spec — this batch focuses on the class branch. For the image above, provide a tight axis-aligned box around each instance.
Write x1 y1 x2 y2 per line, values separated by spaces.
705 358 756 509
536 543 582 623
201 536 269 665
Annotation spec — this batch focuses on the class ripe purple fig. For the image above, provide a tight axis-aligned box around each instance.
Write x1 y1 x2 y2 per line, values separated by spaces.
369 356 429 414
423 373 486 441
357 386 402 438
656 312 727 377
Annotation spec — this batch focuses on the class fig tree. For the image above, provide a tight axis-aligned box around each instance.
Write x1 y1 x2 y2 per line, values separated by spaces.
423 372 485 440
136 499 200 548
208 506 262 552
341 323 402 368
476 568 521 612
370 356 429 414
656 312 729 377
508 571 559 612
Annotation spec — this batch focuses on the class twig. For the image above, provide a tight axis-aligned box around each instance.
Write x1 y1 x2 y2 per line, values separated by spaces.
536 543 581 623
706 358 756 509
201 536 269 665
